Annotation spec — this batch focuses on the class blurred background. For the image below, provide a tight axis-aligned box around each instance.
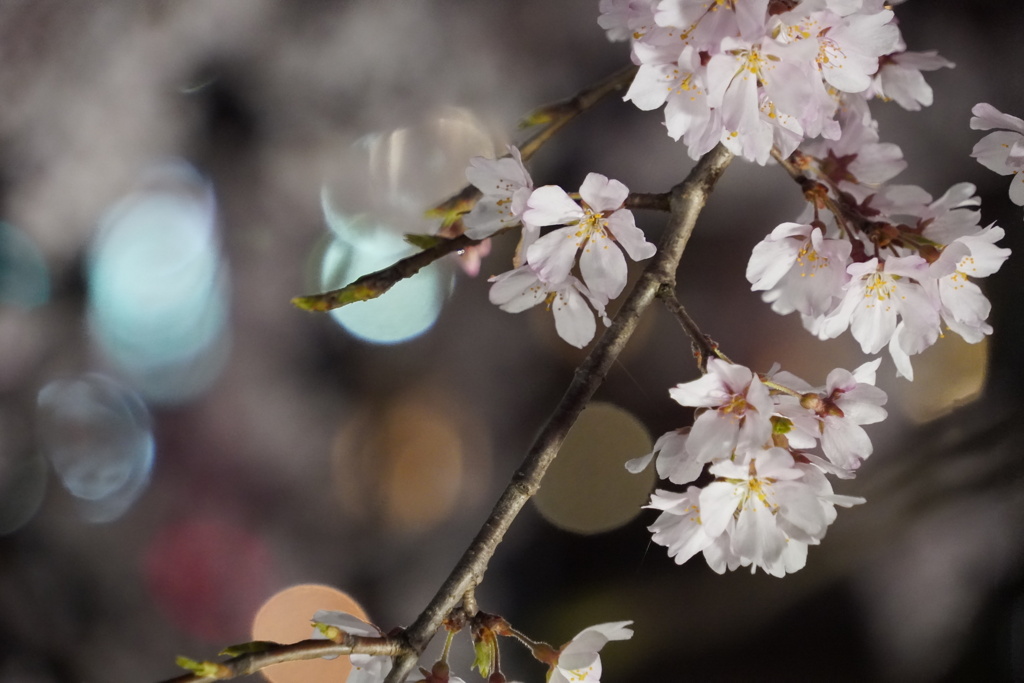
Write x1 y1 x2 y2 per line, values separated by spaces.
0 2 1022 681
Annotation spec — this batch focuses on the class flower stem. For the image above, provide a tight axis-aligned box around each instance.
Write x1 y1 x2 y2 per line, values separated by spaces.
656 286 723 372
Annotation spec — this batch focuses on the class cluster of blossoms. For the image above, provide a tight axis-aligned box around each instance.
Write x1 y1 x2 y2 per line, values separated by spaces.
593 1 1012 378
463 147 656 348
311 611 632 683
600 0 952 163
629 357 886 576
746 100 1011 379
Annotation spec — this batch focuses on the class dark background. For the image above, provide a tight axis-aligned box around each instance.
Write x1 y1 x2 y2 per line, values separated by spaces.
0 2 1022 681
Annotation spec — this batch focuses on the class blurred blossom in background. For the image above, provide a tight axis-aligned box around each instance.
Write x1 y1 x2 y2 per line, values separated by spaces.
0 3 1022 683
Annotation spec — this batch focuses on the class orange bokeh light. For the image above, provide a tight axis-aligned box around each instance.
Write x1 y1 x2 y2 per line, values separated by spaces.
251 584 369 683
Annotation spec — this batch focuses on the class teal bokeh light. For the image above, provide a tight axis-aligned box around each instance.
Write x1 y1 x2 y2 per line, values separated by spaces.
0 222 50 309
318 188 451 345
87 161 229 404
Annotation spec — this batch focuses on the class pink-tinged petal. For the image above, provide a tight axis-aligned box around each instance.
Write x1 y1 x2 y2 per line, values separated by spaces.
847 275 899 353
774 480 828 537
510 185 534 218
579 233 628 300
624 62 676 111
513 222 540 268
836 388 887 424
551 286 597 348
733 0 769 39
972 131 1022 176
718 58 760 136
649 493 714 564
1010 173 1024 206
746 229 804 290
771 369 815 394
624 451 654 474
744 373 774 416
488 267 546 312
579 173 629 213
669 372 727 408
463 203 512 239
654 516 713 565
850 359 881 386
687 410 739 463
1008 139 1024 169
701 533 736 575
526 227 581 285
312 611 379 637
649 430 705 485
941 277 990 326
751 448 802 480
560 622 633 656
888 326 914 380
825 366 857 394
732 499 786 564
762 539 807 577
894 286 941 354
736 412 773 453
523 185 583 226
465 157 519 196
605 210 655 261
821 418 871 468
970 103 1024 133
698 481 742 538
708 357 755 395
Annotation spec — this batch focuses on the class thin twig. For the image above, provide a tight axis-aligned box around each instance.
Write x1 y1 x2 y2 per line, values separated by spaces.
290 188 668 313
159 637 407 683
291 65 640 313
291 233 480 311
385 144 733 683
517 64 638 162
625 191 672 212
656 286 720 372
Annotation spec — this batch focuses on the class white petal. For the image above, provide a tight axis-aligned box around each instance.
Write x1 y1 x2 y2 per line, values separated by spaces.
579 173 628 212
551 287 597 348
523 185 583 226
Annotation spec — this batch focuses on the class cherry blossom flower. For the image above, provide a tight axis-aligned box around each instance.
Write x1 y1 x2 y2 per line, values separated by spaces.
524 173 655 301
488 265 608 348
869 50 954 111
549 621 633 683
625 427 702 484
668 358 774 464
815 256 940 365
929 226 1011 344
798 96 907 200
463 146 535 240
608 0 947 163
971 102 1024 207
778 360 888 470
746 222 852 318
649 452 853 576
647 448 865 576
622 42 719 155
647 486 716 566
311 610 392 683
597 0 656 42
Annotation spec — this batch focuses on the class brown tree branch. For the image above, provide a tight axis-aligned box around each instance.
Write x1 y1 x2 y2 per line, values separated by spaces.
159 637 407 683
385 143 734 682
